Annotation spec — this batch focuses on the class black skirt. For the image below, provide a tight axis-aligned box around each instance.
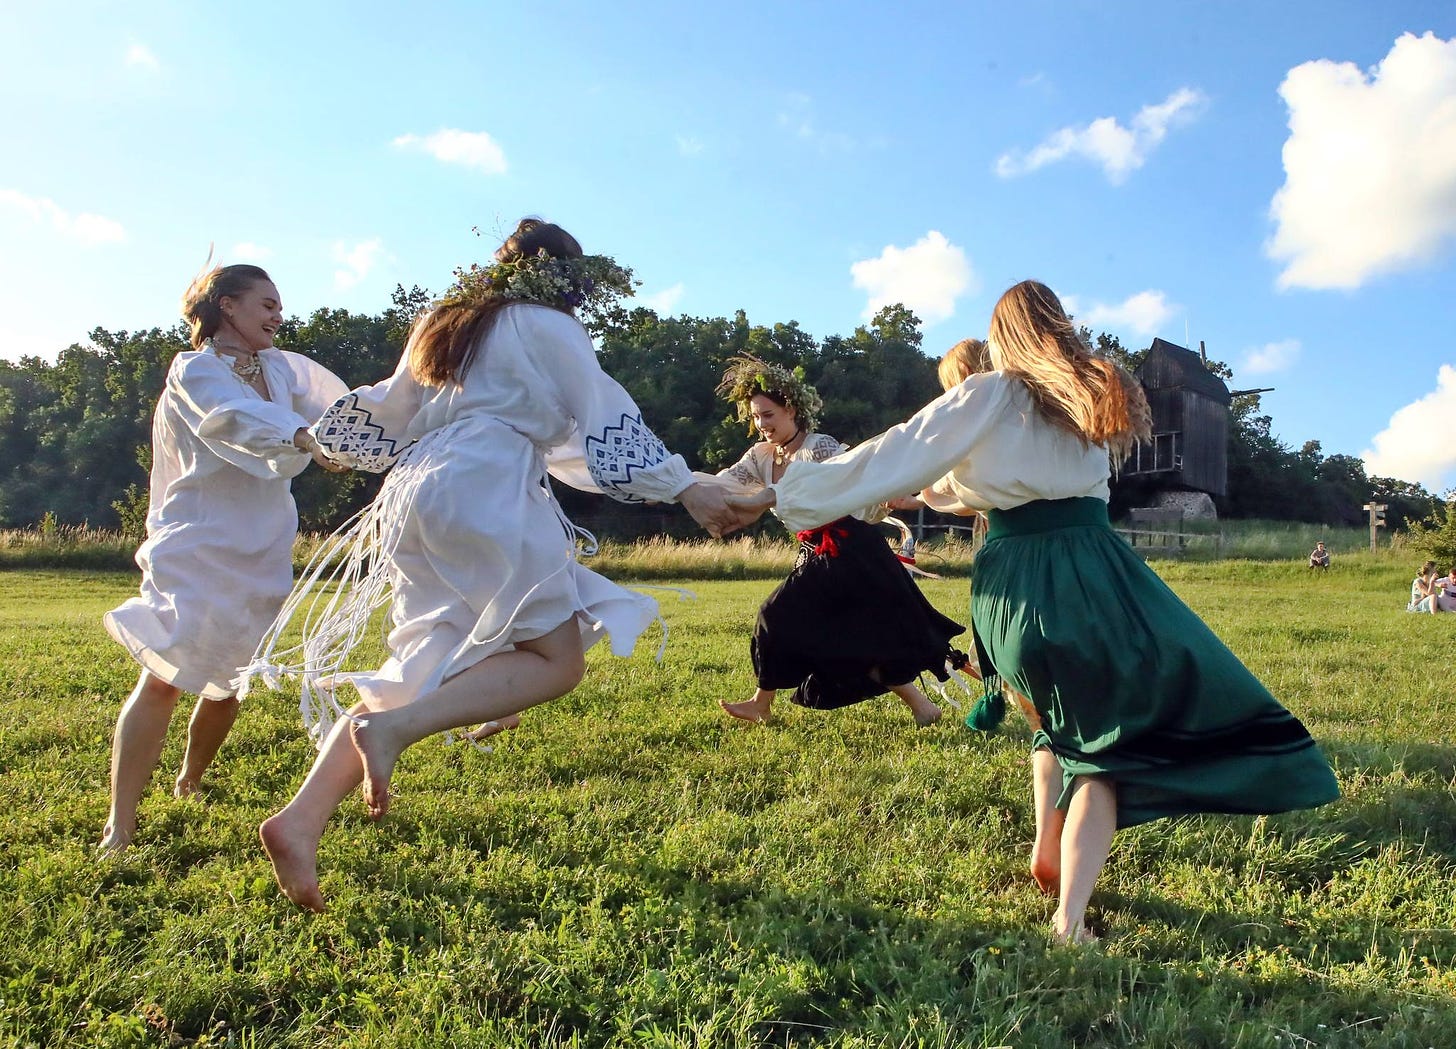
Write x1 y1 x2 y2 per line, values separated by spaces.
751 516 966 709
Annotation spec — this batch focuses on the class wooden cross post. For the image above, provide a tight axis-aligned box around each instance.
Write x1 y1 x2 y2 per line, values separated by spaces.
1362 502 1387 552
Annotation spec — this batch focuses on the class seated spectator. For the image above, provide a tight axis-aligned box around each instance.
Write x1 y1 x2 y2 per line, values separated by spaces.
1408 560 1445 613
1308 541 1331 570
1438 566 1456 613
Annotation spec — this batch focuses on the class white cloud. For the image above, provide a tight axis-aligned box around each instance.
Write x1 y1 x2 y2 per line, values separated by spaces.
850 231 975 326
230 241 272 262
1239 338 1301 375
392 129 507 175
995 87 1206 184
125 44 159 71
1267 32 1456 291
1361 364 1456 488
640 283 684 315
333 237 388 290
0 188 125 245
676 136 705 157
1065 289 1177 336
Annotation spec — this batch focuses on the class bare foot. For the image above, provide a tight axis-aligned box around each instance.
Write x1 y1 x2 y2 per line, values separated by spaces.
97 823 132 856
259 813 325 912
1051 918 1099 946
173 777 201 799
911 702 942 728
464 713 521 742
894 686 941 728
1030 842 1060 897
720 697 772 724
350 718 400 821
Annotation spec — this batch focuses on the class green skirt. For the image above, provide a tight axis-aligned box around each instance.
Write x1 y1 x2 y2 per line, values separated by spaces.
972 498 1339 829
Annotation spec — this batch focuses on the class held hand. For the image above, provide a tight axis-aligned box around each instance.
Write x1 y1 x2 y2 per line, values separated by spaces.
677 482 740 539
311 446 350 474
294 428 350 474
722 487 776 533
884 494 922 511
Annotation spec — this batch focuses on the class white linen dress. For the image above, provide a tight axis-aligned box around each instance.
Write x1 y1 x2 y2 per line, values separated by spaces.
104 347 347 698
253 304 698 736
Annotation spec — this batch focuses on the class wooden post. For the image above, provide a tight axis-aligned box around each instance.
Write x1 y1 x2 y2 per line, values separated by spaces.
1362 502 1387 552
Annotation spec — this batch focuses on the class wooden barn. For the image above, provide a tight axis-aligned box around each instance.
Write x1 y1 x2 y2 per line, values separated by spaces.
1123 337 1231 497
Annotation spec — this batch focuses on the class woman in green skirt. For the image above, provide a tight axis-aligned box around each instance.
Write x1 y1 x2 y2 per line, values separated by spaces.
724 280 1340 945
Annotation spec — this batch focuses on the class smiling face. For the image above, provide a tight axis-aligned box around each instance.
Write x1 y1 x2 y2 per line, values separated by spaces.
749 393 798 446
216 279 283 353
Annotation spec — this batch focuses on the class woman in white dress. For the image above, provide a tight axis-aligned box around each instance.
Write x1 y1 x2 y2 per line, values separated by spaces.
100 263 347 852
250 219 736 910
726 281 1338 944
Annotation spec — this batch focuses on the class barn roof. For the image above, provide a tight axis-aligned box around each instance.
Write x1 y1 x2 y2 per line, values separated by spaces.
1137 338 1232 404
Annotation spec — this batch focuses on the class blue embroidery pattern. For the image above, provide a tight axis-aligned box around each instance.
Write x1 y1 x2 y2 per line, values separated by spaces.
313 393 413 473
583 412 669 503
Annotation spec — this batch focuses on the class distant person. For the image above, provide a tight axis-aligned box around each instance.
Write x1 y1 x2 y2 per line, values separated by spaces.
1410 560 1445 613
100 261 348 853
1308 541 1330 570
707 354 963 728
724 280 1341 945
1439 567 1456 613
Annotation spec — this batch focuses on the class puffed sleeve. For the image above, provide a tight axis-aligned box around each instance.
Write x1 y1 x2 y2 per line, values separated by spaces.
770 374 1010 531
175 354 314 479
278 351 350 422
308 349 426 473
527 311 696 503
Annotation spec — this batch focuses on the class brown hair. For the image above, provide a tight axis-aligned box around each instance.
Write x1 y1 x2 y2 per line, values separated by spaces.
408 218 584 387
181 262 273 350
987 280 1151 459
937 338 992 391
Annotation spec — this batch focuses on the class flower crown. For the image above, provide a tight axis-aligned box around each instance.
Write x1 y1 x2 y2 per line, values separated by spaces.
438 248 637 332
716 353 822 434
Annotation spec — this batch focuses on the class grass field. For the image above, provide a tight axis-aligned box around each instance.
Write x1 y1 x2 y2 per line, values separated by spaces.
2 553 1454 1048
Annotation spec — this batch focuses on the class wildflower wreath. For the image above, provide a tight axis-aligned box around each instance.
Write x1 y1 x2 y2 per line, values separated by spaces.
716 354 822 434
439 232 638 334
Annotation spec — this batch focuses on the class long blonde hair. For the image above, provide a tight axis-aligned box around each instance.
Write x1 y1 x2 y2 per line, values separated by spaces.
937 337 992 391
988 280 1151 459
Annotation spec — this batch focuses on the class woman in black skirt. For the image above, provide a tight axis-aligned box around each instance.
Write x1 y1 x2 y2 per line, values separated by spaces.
707 355 965 726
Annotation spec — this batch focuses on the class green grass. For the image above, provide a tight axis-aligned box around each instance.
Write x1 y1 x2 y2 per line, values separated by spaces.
0 520 1405 576
1 557 1454 1048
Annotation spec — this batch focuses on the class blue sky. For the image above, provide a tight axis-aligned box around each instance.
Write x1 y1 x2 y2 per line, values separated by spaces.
4 1 1455 492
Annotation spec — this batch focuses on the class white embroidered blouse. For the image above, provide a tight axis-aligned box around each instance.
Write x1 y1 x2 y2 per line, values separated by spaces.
769 372 1113 532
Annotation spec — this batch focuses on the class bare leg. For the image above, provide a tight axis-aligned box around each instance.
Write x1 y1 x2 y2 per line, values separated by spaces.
888 681 941 727
720 688 775 723
174 695 240 796
1053 775 1117 944
101 672 182 853
353 620 586 819
260 618 586 911
259 712 367 912
1029 747 1065 895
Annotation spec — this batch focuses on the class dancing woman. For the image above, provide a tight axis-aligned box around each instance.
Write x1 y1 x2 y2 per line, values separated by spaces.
726 281 1339 944
248 219 736 910
709 355 965 727
101 262 347 852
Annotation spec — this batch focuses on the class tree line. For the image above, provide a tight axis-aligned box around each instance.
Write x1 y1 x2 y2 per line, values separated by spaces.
0 288 1444 538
